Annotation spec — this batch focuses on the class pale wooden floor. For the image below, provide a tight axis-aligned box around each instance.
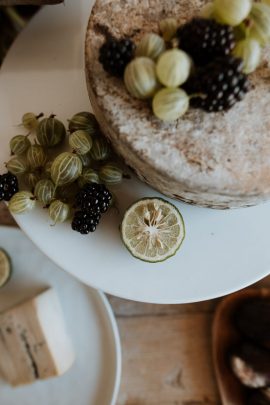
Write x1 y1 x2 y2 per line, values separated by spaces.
1 201 269 405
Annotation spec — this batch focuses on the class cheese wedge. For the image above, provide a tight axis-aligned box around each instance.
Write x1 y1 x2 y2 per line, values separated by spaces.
0 288 75 386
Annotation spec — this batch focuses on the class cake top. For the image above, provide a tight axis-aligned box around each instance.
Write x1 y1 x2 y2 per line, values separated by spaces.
86 0 270 196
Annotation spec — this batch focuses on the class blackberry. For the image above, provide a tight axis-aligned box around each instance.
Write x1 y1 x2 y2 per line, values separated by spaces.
75 183 112 214
177 18 235 66
99 37 136 77
183 56 250 112
0 172 19 201
72 211 101 234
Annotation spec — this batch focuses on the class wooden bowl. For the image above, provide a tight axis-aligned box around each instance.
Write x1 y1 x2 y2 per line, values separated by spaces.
212 288 270 405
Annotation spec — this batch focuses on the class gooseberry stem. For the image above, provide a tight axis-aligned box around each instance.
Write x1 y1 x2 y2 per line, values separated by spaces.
4 7 26 30
189 93 207 100
36 113 44 120
171 38 179 49
244 18 253 38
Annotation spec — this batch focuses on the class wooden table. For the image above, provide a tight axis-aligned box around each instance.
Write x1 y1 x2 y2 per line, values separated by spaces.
1 201 270 405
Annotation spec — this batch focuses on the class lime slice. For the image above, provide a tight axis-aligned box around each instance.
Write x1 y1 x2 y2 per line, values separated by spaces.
0 249 12 288
121 198 185 263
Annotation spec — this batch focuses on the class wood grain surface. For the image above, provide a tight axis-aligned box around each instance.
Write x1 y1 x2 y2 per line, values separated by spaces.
0 202 16 226
1 201 270 405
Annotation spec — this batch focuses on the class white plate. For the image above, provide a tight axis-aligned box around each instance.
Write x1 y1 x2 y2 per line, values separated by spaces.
0 227 121 405
0 0 270 304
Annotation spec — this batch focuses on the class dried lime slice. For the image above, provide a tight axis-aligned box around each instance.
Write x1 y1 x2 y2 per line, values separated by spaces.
0 248 12 288
121 198 185 263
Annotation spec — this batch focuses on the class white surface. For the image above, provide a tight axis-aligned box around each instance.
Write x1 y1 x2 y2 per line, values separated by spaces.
0 0 270 304
0 227 121 405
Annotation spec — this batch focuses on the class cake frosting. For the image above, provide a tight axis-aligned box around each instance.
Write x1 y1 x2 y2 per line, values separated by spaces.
85 0 270 209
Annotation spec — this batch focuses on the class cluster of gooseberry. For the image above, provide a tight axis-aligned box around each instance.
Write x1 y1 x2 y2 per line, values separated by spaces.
1 111 127 234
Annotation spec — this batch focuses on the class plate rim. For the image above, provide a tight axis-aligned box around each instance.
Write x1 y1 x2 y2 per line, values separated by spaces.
97 291 122 405
11 220 270 304
0 226 122 405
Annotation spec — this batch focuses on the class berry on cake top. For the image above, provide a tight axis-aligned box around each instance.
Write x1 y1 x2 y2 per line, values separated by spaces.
98 0 270 121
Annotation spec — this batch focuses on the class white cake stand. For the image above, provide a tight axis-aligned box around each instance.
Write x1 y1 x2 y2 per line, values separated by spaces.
0 0 269 304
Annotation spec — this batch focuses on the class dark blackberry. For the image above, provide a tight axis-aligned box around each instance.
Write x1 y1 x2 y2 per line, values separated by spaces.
183 56 250 112
177 18 235 66
72 211 101 234
0 172 19 201
75 183 112 214
99 37 136 77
